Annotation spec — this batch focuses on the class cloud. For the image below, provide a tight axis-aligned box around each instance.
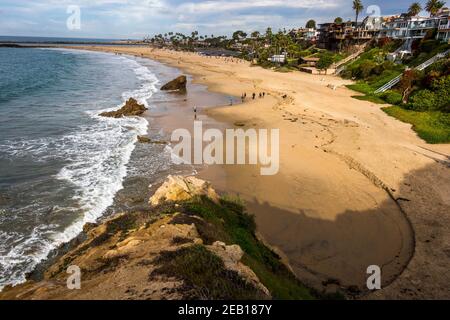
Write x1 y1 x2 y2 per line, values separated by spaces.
177 0 340 14
0 0 418 38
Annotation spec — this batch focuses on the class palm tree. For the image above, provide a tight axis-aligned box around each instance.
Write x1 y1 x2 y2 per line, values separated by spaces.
352 0 364 26
425 0 445 16
408 2 422 16
352 0 364 40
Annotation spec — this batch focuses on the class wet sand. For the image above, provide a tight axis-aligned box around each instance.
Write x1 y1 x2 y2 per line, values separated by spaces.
106 57 235 214
68 46 450 299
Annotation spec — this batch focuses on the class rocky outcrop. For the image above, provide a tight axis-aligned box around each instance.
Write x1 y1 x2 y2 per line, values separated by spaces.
99 98 147 118
0 176 272 300
149 175 219 206
137 136 167 144
137 135 151 143
0 194 10 205
160 75 187 92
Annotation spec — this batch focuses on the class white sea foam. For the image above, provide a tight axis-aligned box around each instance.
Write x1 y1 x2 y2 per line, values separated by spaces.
120 58 159 108
0 53 159 290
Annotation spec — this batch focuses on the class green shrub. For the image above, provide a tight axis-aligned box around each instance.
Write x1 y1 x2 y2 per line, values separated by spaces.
382 60 396 70
419 39 439 53
429 58 450 74
317 52 334 71
410 89 438 111
372 63 385 75
340 69 353 79
431 75 450 112
359 60 377 78
381 90 403 105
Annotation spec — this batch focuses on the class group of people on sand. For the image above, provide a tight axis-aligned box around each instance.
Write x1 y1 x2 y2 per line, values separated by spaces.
241 92 265 102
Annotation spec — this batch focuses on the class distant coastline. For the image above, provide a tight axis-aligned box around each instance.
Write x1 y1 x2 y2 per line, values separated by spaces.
0 35 145 47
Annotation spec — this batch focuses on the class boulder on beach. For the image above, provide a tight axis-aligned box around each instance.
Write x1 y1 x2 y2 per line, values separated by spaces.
137 135 151 143
149 175 219 206
0 194 10 205
160 75 187 92
99 98 147 118
137 136 168 144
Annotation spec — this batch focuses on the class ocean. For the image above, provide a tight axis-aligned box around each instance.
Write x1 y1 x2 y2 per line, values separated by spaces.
0 47 178 289
0 36 124 43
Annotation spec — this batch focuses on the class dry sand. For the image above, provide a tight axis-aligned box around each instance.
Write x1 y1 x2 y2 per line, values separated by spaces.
69 46 450 299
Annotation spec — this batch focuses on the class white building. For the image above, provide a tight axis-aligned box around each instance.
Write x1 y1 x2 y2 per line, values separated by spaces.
291 27 318 41
437 13 450 42
362 16 383 30
378 10 450 42
379 14 440 39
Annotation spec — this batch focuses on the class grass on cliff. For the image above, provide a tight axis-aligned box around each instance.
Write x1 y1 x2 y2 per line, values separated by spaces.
177 196 316 300
152 245 267 300
383 106 450 144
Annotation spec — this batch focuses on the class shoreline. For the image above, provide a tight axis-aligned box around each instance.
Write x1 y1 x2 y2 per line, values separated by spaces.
58 45 450 299
0 47 235 292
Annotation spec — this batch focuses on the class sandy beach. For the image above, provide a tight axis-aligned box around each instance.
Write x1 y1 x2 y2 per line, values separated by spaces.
69 45 450 299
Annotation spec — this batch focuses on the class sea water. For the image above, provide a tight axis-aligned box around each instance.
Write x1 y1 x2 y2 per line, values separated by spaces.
0 47 160 289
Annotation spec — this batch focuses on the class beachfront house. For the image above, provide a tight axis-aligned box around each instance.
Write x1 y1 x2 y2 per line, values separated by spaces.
290 27 318 42
379 14 440 39
379 8 450 42
317 18 380 50
318 9 450 51
437 12 450 42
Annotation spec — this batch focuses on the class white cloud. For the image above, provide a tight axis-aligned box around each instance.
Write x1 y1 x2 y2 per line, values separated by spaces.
0 0 359 38
178 0 340 14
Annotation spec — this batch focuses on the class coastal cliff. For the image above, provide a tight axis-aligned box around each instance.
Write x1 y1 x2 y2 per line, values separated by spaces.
0 176 313 300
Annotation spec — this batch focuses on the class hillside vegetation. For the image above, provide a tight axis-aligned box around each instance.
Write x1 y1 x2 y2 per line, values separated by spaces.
343 37 450 143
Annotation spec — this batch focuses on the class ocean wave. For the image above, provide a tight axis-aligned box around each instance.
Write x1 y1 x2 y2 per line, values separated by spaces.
120 57 159 108
0 53 158 290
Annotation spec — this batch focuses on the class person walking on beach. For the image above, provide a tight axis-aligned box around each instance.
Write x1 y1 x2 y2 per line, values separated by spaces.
263 92 265 98
193 106 197 120
252 93 256 100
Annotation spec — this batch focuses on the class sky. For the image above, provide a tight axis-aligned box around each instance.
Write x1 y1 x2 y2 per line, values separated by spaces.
0 0 433 39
